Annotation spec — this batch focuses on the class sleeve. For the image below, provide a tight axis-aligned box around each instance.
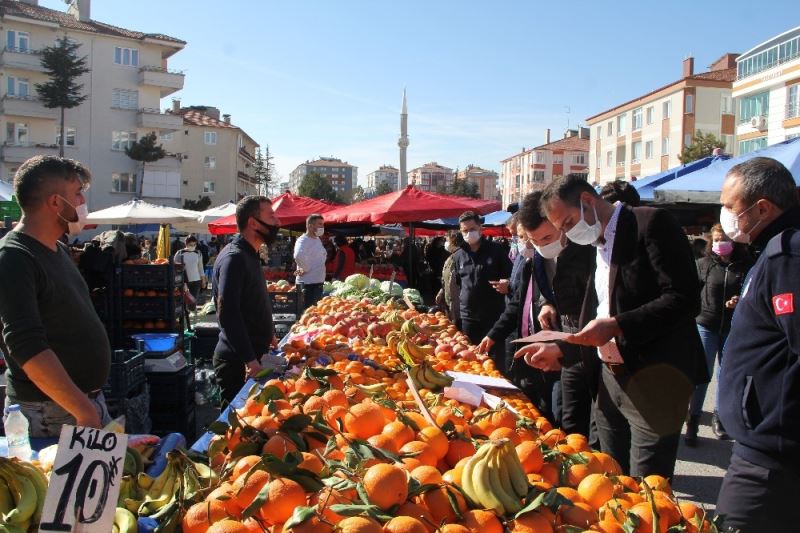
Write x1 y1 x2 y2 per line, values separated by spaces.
0 251 49 366
498 246 513 279
215 253 256 363
196 252 205 280
615 209 702 345
766 245 799 358
488 268 524 341
173 250 183 265
293 237 309 271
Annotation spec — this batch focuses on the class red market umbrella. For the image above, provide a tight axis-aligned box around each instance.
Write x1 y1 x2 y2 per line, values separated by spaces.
208 192 339 235
322 186 500 225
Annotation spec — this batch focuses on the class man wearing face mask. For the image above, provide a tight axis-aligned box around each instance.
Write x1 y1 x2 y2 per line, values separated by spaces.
452 211 512 368
0 156 111 436
714 157 800 532
174 235 207 322
518 174 706 478
212 196 279 404
294 214 327 311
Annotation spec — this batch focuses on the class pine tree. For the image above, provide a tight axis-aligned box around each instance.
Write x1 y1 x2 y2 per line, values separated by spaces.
125 132 166 197
298 172 341 203
678 131 727 164
254 145 275 195
35 36 89 156
374 181 393 196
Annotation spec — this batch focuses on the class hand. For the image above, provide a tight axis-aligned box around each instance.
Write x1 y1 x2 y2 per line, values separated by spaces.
566 318 622 347
489 279 509 295
295 268 305 277
435 291 445 307
477 337 495 354
514 342 563 372
245 358 264 377
725 295 739 309
74 404 102 429
538 304 559 331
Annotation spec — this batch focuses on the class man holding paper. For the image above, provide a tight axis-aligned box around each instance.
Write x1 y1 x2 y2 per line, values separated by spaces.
516 174 706 477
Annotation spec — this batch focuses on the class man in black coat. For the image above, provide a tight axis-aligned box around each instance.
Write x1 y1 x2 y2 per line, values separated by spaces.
517 175 706 477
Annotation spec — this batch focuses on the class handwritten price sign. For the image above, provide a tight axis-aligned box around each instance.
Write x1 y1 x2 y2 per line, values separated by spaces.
39 425 127 532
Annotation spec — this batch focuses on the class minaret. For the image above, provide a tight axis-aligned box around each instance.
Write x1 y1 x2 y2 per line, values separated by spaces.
398 89 409 189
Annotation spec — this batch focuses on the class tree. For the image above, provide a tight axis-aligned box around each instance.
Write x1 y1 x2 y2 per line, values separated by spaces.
374 181 393 196
254 145 275 195
350 185 366 203
125 132 167 196
679 131 727 164
298 172 341 203
35 36 90 156
183 195 212 211
449 178 480 198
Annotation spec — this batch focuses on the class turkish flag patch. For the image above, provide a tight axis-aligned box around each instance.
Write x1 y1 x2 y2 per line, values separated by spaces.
773 293 794 315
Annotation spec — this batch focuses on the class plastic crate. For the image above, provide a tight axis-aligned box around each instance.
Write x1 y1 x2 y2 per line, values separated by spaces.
189 335 217 363
269 291 300 314
121 297 171 319
103 350 145 398
150 404 196 441
146 364 195 411
105 383 151 434
274 319 295 340
121 264 183 288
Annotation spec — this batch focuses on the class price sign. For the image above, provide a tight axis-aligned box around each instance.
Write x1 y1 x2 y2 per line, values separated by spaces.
39 425 127 532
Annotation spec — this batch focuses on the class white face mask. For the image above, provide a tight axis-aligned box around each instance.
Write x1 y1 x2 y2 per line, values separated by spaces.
58 196 88 236
315 226 325 237
565 202 602 246
462 230 480 245
720 204 760 244
519 243 535 259
534 237 566 259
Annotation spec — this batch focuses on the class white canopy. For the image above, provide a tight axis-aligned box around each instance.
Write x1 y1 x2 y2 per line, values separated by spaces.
168 202 237 234
86 199 202 225
0 180 14 201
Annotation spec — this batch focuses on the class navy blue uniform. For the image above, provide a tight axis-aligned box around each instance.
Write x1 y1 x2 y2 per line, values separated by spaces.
716 206 800 532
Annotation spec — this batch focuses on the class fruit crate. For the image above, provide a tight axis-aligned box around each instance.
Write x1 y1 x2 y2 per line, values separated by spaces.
121 297 171 319
103 350 145 398
146 364 195 411
105 383 151 434
150 404 196 442
269 291 301 314
121 264 183 288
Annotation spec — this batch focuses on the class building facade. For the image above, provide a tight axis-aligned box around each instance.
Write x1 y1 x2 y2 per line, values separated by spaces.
0 0 186 208
456 164 498 201
587 55 737 184
500 129 590 208
288 157 357 198
408 161 454 192
366 164 398 193
732 26 800 155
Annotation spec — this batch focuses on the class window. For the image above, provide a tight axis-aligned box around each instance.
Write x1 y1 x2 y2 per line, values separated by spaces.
532 171 545 183
535 151 545 163
663 101 671 119
6 122 28 145
740 92 769 123
112 172 136 193
632 107 643 130
596 126 601 139
553 154 563 164
111 131 137 151
56 127 76 147
685 94 694 114
738 137 768 155
112 89 138 110
661 137 670 155
616 145 626 166
645 140 654 159
6 76 29 97
684 133 693 147
631 141 642 163
787 84 799 119
6 30 29 52
203 181 215 193
606 151 613 166
596 153 601 168
721 95 733 114
617 114 626 135
607 121 613 136
573 153 586 165
237 135 244 149
646 106 654 125
204 156 216 169
113 46 139 66
159 132 174 142
204 131 217 145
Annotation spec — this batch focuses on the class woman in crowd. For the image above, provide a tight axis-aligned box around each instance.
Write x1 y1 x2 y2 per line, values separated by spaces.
685 223 753 445
436 232 464 327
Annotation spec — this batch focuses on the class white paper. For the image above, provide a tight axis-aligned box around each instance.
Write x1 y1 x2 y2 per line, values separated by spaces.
444 381 485 407
512 330 572 343
482 392 519 414
445 371 519 390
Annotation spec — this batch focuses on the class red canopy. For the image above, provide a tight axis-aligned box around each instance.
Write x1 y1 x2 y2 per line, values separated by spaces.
322 186 500 225
207 192 339 235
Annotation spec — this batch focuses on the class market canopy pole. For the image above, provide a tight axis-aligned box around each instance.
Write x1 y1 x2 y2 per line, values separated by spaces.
156 224 170 260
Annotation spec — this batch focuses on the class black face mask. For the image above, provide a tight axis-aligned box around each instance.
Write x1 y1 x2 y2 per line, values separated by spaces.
253 217 279 245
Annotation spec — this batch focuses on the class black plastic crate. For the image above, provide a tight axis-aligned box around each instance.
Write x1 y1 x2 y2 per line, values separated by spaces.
121 264 183 288
269 291 300 314
190 335 217 362
122 297 171 319
103 350 145 398
146 364 195 411
150 404 196 441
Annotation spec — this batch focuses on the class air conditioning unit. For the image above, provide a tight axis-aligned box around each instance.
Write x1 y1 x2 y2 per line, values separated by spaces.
750 116 768 131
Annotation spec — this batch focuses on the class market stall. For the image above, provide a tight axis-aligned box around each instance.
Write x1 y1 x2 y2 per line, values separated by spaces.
208 192 340 234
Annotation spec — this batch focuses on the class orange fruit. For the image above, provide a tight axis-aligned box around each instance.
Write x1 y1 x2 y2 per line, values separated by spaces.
344 402 386 439
556 486 584 504
516 441 544 474
257 477 307 525
615 475 640 493
383 516 428 533
395 501 435 532
594 452 622 475
439 526 470 533
489 426 521 445
598 498 632 524
207 482 241 517
303 395 329 414
445 438 476 468
559 501 597 528
294 377 320 394
652 491 681 527
565 433 590 452
337 516 383 533
181 500 228 533
233 469 270 510
417 426 449 460
298 452 324 475
490 408 517 430
206 520 251 533
641 475 672 495
539 462 560 486
628 502 668 533
508 510 554 533
403 411 431 430
577 474 615 510
325 405 348 431
283 516 334 533
383 420 416 448
410 465 443 485
417 485 467 524
463 509 503 533
679 501 703 522
262 433 297 457
231 455 261 481
322 388 348 407
363 463 408 510
367 433 400 454
400 441 438 467
592 520 626 533
312 487 351 523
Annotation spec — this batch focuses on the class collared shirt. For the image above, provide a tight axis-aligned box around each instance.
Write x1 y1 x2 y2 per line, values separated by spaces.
594 202 623 319
294 235 327 284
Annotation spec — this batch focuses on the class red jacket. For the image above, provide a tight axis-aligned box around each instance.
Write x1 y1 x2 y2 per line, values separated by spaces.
334 245 356 279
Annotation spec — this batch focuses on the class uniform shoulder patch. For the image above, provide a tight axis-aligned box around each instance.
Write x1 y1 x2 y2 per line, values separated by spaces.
773 293 794 315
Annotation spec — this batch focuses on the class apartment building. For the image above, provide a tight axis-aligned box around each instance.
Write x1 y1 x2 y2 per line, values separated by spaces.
158 103 259 204
732 26 800 155
456 164 498 201
366 164 398 193
289 157 357 198
587 55 737 184
0 0 186 208
499 129 589 208
408 162 454 192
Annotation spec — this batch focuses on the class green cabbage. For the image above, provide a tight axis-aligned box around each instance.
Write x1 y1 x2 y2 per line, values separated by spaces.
345 273 370 290
380 281 403 296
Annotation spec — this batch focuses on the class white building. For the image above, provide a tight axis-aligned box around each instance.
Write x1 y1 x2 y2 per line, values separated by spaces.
366 165 398 193
732 26 800 155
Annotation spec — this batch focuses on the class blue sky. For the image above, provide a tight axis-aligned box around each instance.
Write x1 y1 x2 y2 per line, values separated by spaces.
42 0 796 186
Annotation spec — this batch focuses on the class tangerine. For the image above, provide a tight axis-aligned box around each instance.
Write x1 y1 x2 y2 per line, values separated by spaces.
344 402 386 439
463 509 504 533
363 463 408 511
257 477 307 525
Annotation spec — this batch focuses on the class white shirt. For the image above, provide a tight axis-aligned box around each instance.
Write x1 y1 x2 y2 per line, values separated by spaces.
175 248 204 283
594 202 624 364
294 234 327 284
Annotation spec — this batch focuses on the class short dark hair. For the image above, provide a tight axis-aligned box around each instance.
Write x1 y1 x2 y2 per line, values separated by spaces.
446 230 464 249
727 157 798 210
517 191 547 230
334 234 347 247
14 155 91 209
600 179 641 206
458 211 482 225
306 214 323 226
235 195 271 231
185 235 197 244
541 174 598 212
506 212 519 230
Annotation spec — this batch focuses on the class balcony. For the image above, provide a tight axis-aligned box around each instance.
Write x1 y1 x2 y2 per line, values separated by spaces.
238 170 258 184
137 108 183 131
0 95 57 120
0 142 59 164
238 146 255 163
787 103 800 120
138 66 185 97
0 47 45 73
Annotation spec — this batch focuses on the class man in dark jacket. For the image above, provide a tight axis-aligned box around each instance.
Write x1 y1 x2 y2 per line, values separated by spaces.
715 157 800 531
518 175 706 477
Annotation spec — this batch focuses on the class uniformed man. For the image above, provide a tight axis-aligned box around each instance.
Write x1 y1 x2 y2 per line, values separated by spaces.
715 157 800 532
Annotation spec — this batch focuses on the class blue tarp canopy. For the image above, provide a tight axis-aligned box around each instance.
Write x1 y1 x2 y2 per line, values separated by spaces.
633 155 729 201
655 138 800 204
419 210 512 229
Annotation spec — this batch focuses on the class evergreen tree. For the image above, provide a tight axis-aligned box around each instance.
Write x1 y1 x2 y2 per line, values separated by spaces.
374 181 393 196
183 195 212 211
125 132 166 196
298 172 341 203
254 145 275 195
678 131 727 164
35 36 89 156
351 185 366 203
449 178 480 198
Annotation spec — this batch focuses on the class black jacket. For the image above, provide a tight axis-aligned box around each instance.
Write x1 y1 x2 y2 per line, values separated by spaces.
695 251 753 334
551 242 595 320
577 205 707 386
453 238 512 323
719 206 800 473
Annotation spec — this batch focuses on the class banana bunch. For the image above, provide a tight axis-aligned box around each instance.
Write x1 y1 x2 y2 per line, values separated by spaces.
408 362 454 390
400 319 420 337
397 338 434 366
386 330 403 353
112 507 137 533
461 439 528 516
380 310 405 325
0 458 48 531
